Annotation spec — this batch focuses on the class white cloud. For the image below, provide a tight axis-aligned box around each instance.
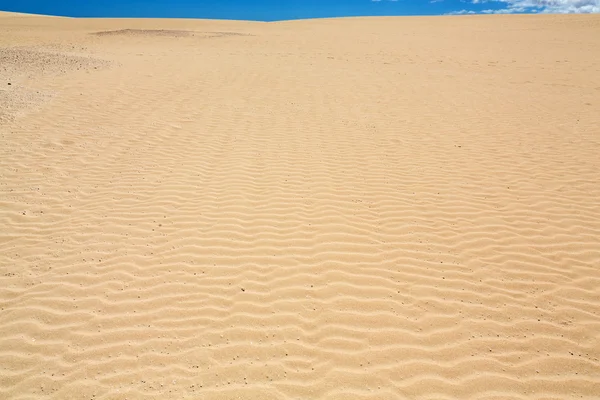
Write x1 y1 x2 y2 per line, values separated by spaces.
450 0 600 14
447 9 477 14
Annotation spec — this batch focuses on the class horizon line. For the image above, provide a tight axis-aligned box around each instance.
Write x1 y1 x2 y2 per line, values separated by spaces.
1 9 586 23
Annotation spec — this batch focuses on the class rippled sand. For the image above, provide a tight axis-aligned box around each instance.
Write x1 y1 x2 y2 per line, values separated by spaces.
1 11 600 399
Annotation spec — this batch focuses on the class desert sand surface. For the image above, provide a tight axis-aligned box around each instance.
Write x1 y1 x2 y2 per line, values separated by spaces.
1 11 600 399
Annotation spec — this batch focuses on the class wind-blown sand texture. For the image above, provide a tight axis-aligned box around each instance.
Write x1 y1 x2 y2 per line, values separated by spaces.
1 11 600 399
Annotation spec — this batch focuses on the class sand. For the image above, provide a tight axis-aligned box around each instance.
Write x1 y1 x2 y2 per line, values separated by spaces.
1 11 600 399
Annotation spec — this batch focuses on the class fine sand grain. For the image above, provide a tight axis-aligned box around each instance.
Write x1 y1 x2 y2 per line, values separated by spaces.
1 12 600 399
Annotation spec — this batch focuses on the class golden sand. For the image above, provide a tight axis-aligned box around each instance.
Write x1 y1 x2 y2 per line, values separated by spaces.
1 12 600 399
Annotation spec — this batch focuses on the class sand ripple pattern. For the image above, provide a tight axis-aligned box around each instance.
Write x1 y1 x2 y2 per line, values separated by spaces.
1 14 600 399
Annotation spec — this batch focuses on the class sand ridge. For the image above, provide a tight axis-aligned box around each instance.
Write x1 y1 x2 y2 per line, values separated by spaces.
1 11 600 399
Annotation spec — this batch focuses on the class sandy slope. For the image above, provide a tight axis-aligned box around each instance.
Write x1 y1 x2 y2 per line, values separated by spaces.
1 11 600 399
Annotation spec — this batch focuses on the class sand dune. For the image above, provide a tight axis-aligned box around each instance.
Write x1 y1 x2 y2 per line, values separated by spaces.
1 11 600 399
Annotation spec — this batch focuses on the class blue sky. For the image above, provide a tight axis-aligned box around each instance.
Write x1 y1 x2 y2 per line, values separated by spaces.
0 0 598 21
